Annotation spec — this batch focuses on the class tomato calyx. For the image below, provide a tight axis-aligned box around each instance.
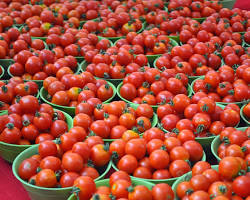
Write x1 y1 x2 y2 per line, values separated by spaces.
36 167 42 173
22 120 30 127
6 123 14 130
91 194 102 200
238 169 246 176
127 185 134 192
202 104 209 112
186 189 194 196
89 131 97 136
218 185 227 194
87 159 95 168
111 151 119 162
29 178 36 185
171 128 180 134
72 186 81 199
194 124 205 134
1 85 8 93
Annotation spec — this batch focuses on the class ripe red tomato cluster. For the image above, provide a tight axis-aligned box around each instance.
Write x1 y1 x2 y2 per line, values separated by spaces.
176 159 250 199
74 101 155 138
43 72 114 107
115 29 176 55
9 48 78 81
0 27 46 59
0 77 38 111
158 95 241 137
18 134 111 188
120 67 190 105
0 96 69 145
72 171 174 200
193 68 250 103
168 0 222 18
84 45 149 79
111 130 204 179
217 127 249 161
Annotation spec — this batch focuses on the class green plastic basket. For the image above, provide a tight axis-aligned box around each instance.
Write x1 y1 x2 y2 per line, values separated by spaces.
117 82 193 112
67 178 155 200
211 127 248 162
39 81 117 116
0 59 14 70
240 104 250 126
172 165 218 200
12 145 112 200
192 18 206 23
80 60 123 87
0 109 73 163
111 151 206 186
0 65 4 79
8 63 81 89
168 35 180 42
103 103 158 143
31 37 47 42
191 77 243 107
221 0 236 9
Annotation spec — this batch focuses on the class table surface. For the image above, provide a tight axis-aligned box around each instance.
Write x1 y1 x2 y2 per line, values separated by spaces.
0 1 249 199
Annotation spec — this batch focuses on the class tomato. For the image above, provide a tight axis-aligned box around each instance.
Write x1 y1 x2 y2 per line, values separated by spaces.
50 120 68 138
172 94 191 113
62 152 83 173
38 141 58 158
183 141 203 162
1 123 21 144
169 160 191 177
128 185 152 200
35 169 57 188
74 113 92 131
60 172 79 188
40 156 61 171
117 154 138 174
190 174 210 191
149 149 169 170
152 183 174 200
21 122 39 141
73 176 96 200
109 171 131 187
197 97 215 114
161 114 180 132
208 181 232 198
120 83 137 101
19 95 39 114
18 158 39 180
189 191 210 200
218 156 241 180
125 138 146 160
220 109 240 127
90 144 110 167
233 175 250 198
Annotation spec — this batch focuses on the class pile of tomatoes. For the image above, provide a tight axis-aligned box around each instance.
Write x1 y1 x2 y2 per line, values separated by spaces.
0 77 38 112
43 72 114 107
0 0 249 200
74 101 156 138
0 95 69 145
71 171 175 200
111 132 204 179
119 67 190 105
175 159 250 199
18 134 111 188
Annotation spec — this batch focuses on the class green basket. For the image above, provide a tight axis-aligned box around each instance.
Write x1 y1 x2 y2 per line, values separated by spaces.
221 0 236 9
31 37 47 42
80 60 123 87
211 127 248 162
192 18 206 23
103 103 158 143
0 59 14 70
39 81 117 116
117 82 192 112
0 65 4 79
191 77 243 107
0 109 73 163
168 35 179 42
172 165 218 200
67 178 154 200
12 145 112 200
112 151 206 186
8 63 81 89
240 104 250 126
